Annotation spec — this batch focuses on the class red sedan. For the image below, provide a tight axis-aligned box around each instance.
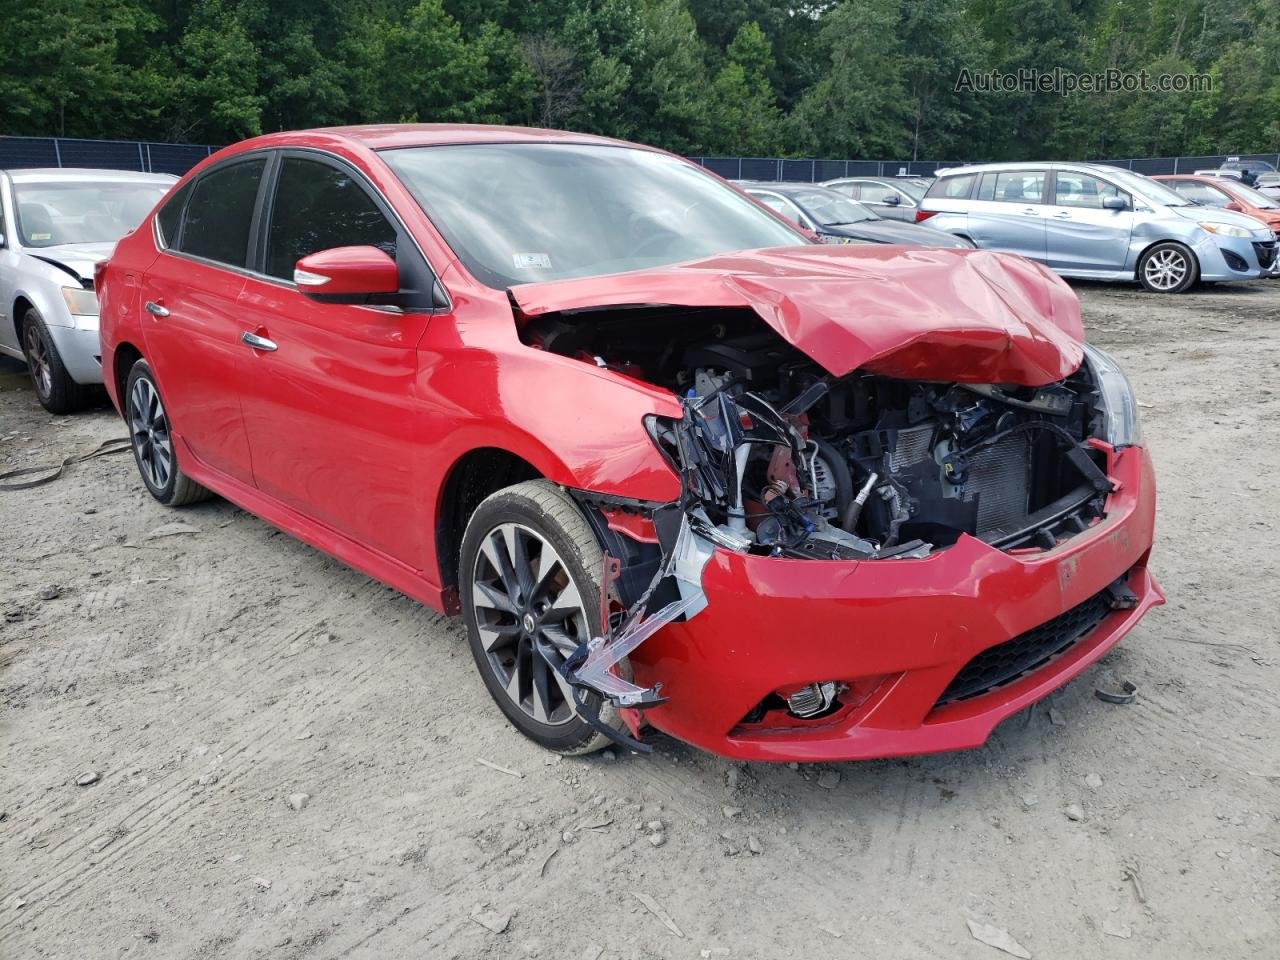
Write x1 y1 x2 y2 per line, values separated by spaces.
97 125 1162 761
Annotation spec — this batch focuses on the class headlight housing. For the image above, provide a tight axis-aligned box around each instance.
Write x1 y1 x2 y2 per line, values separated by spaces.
61 285 99 316
1083 344 1142 448
1199 222 1252 239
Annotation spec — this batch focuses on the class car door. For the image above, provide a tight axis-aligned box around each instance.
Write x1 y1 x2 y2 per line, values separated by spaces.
966 170 1048 262
139 157 267 485
1044 171 1134 272
854 180 915 221
234 151 437 566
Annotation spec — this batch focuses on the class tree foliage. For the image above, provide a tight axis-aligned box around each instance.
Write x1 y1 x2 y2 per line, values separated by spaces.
0 0 1276 159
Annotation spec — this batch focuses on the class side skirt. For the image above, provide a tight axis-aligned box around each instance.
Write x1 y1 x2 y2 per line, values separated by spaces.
177 436 451 615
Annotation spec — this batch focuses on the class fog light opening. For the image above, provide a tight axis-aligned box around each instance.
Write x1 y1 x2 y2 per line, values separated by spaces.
784 681 841 719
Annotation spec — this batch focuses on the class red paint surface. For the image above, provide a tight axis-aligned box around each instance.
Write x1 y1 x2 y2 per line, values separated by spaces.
295 245 400 295
98 124 1159 761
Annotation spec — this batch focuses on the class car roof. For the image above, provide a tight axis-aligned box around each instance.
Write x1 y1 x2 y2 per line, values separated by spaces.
932 161 1134 177
3 167 177 185
232 123 642 154
740 181 832 193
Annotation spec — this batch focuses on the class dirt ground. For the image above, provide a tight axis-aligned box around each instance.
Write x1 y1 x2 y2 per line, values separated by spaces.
1 278 1278 960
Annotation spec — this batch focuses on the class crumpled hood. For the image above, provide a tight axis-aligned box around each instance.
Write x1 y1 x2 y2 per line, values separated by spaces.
26 241 118 283
510 245 1084 385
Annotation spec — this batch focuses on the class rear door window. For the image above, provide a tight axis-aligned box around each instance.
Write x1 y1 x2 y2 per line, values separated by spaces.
177 159 267 266
264 157 397 281
992 171 1047 203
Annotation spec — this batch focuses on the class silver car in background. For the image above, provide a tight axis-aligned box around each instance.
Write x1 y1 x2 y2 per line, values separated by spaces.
821 175 928 221
0 168 175 412
918 161 1277 293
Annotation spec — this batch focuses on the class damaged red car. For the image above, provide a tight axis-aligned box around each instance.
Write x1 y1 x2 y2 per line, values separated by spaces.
97 125 1162 761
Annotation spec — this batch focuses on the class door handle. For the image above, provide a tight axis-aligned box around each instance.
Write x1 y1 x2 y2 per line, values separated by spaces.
1052 211 1072 219
1022 208 1040 217
240 331 278 352
144 300 169 317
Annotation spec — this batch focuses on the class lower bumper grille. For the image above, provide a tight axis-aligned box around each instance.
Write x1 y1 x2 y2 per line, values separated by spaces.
1253 241 1277 269
934 584 1116 706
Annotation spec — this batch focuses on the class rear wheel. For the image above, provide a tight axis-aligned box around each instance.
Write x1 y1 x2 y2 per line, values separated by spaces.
21 308 92 414
125 359 212 506
459 479 627 755
1138 242 1198 293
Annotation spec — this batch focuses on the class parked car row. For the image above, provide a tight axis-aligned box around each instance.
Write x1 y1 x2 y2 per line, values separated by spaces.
914 162 1278 292
1 124 1160 764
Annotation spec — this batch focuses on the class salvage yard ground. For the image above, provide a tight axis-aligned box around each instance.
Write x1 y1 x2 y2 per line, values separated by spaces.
1 280 1278 959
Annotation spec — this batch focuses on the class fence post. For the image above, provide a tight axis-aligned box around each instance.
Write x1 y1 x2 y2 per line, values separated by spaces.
52 139 62 167
738 158 742 180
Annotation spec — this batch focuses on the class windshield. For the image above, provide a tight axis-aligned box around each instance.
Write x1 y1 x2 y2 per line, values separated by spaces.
1224 160 1276 173
13 181 169 248
1224 180 1280 209
1100 168 1193 207
790 190 877 224
895 180 928 201
381 143 805 287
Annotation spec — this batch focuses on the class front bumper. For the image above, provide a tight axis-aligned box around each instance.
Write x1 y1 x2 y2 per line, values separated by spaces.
44 319 103 385
1195 232 1275 281
632 443 1160 761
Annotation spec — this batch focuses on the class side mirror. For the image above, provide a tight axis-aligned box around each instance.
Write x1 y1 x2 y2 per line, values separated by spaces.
880 194 901 205
294 246 399 300
1224 201 1243 212
1102 196 1128 210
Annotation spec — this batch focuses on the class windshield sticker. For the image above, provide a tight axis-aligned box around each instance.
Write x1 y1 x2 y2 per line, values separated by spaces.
512 252 552 270
30 233 52 241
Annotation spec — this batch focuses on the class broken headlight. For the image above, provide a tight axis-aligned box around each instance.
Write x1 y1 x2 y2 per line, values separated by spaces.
1083 343 1143 448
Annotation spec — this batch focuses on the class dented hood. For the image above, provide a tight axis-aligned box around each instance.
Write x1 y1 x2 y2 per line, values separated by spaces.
510 246 1085 385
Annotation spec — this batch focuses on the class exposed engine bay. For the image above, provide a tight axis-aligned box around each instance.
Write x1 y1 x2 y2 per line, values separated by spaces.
523 305 1115 562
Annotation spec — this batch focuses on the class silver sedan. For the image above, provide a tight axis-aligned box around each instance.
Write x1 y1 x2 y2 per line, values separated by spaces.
0 168 175 412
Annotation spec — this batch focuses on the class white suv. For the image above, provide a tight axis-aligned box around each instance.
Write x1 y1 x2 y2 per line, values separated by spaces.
0 168 174 412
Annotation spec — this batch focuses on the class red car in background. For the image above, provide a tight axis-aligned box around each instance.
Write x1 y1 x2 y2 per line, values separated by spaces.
1156 174 1280 271
97 125 1161 762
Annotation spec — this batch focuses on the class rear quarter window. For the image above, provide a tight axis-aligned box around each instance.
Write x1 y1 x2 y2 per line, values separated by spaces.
155 180 192 248
926 174 976 201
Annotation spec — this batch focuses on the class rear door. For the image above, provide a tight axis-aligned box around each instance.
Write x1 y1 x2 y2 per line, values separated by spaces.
234 151 437 565
966 169 1049 262
139 157 267 485
1044 171 1134 272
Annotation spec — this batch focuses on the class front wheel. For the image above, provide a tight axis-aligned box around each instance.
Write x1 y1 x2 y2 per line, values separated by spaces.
125 359 213 506
459 479 627 755
21 309 93 414
1138 242 1199 293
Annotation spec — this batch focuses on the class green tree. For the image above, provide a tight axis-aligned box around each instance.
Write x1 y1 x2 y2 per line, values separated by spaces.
705 22 782 154
788 0 909 158
0 0 155 137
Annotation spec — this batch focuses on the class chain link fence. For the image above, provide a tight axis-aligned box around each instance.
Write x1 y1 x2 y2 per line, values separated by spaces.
3 135 1278 182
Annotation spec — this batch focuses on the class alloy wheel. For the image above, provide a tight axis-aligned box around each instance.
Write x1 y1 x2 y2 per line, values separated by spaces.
24 324 51 400
129 377 173 491
470 522 590 726
1143 248 1188 291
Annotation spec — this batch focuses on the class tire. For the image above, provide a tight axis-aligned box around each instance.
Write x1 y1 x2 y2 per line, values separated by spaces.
124 359 213 507
459 479 627 755
1138 242 1199 293
21 308 93 414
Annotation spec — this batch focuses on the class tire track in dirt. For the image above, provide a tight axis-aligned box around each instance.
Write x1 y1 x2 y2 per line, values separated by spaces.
0 599 419 940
